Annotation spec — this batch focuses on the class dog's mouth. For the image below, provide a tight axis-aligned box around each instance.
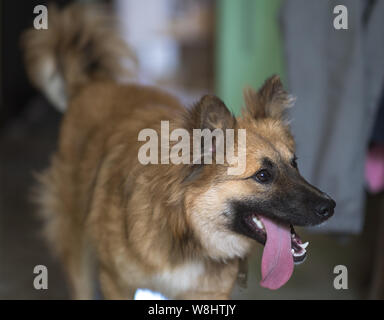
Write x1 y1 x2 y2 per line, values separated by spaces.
245 214 308 264
243 213 309 290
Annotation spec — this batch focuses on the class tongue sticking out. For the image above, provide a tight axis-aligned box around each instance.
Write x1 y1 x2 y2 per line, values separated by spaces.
259 216 294 290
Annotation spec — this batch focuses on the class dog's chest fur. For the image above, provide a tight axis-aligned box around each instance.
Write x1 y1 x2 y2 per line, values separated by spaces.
147 261 205 298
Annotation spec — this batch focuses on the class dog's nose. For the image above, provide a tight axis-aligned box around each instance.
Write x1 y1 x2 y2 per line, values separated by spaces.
315 199 336 219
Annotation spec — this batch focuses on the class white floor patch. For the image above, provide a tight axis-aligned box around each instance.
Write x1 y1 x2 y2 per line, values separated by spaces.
134 288 168 300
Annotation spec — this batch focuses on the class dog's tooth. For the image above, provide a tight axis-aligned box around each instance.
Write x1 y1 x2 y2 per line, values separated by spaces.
252 216 264 229
291 249 295 254
300 242 309 249
293 250 306 257
255 220 264 229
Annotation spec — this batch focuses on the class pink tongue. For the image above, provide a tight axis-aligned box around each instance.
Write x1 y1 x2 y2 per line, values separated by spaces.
259 216 294 290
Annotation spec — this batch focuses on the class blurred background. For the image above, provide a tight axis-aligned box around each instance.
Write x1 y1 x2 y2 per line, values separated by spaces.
1 0 384 299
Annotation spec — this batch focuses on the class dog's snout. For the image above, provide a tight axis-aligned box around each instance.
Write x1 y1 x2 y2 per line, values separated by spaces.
315 198 336 219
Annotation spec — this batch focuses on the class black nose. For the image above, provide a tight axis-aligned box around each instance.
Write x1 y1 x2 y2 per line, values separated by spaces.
315 199 336 219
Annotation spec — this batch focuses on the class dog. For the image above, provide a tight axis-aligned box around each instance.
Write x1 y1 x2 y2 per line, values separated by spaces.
22 4 335 299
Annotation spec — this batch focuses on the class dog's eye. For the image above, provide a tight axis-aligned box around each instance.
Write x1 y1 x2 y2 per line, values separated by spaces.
291 156 298 169
254 169 272 183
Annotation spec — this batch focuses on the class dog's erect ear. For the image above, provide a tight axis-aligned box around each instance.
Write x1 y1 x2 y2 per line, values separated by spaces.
188 95 236 130
243 75 295 121
182 95 236 183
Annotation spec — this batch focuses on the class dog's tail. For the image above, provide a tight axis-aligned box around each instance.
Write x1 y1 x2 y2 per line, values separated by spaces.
22 3 137 112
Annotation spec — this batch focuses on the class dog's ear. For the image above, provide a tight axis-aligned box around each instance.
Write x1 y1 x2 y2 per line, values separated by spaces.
182 95 236 183
243 75 295 121
187 95 236 131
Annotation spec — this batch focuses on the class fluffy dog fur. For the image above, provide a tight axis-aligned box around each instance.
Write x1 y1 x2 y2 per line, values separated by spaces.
23 4 334 299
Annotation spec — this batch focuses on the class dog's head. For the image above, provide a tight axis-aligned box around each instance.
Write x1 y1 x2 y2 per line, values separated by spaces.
183 75 335 263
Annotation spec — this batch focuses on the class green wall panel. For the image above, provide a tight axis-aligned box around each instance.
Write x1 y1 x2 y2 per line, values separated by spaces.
216 0 285 115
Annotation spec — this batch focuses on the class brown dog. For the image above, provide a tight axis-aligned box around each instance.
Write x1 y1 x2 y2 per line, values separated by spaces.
23 4 335 299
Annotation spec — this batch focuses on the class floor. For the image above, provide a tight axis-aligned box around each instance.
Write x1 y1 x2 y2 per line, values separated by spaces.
0 96 382 300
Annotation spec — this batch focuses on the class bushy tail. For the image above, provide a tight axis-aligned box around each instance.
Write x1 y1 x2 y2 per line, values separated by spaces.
22 3 137 112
